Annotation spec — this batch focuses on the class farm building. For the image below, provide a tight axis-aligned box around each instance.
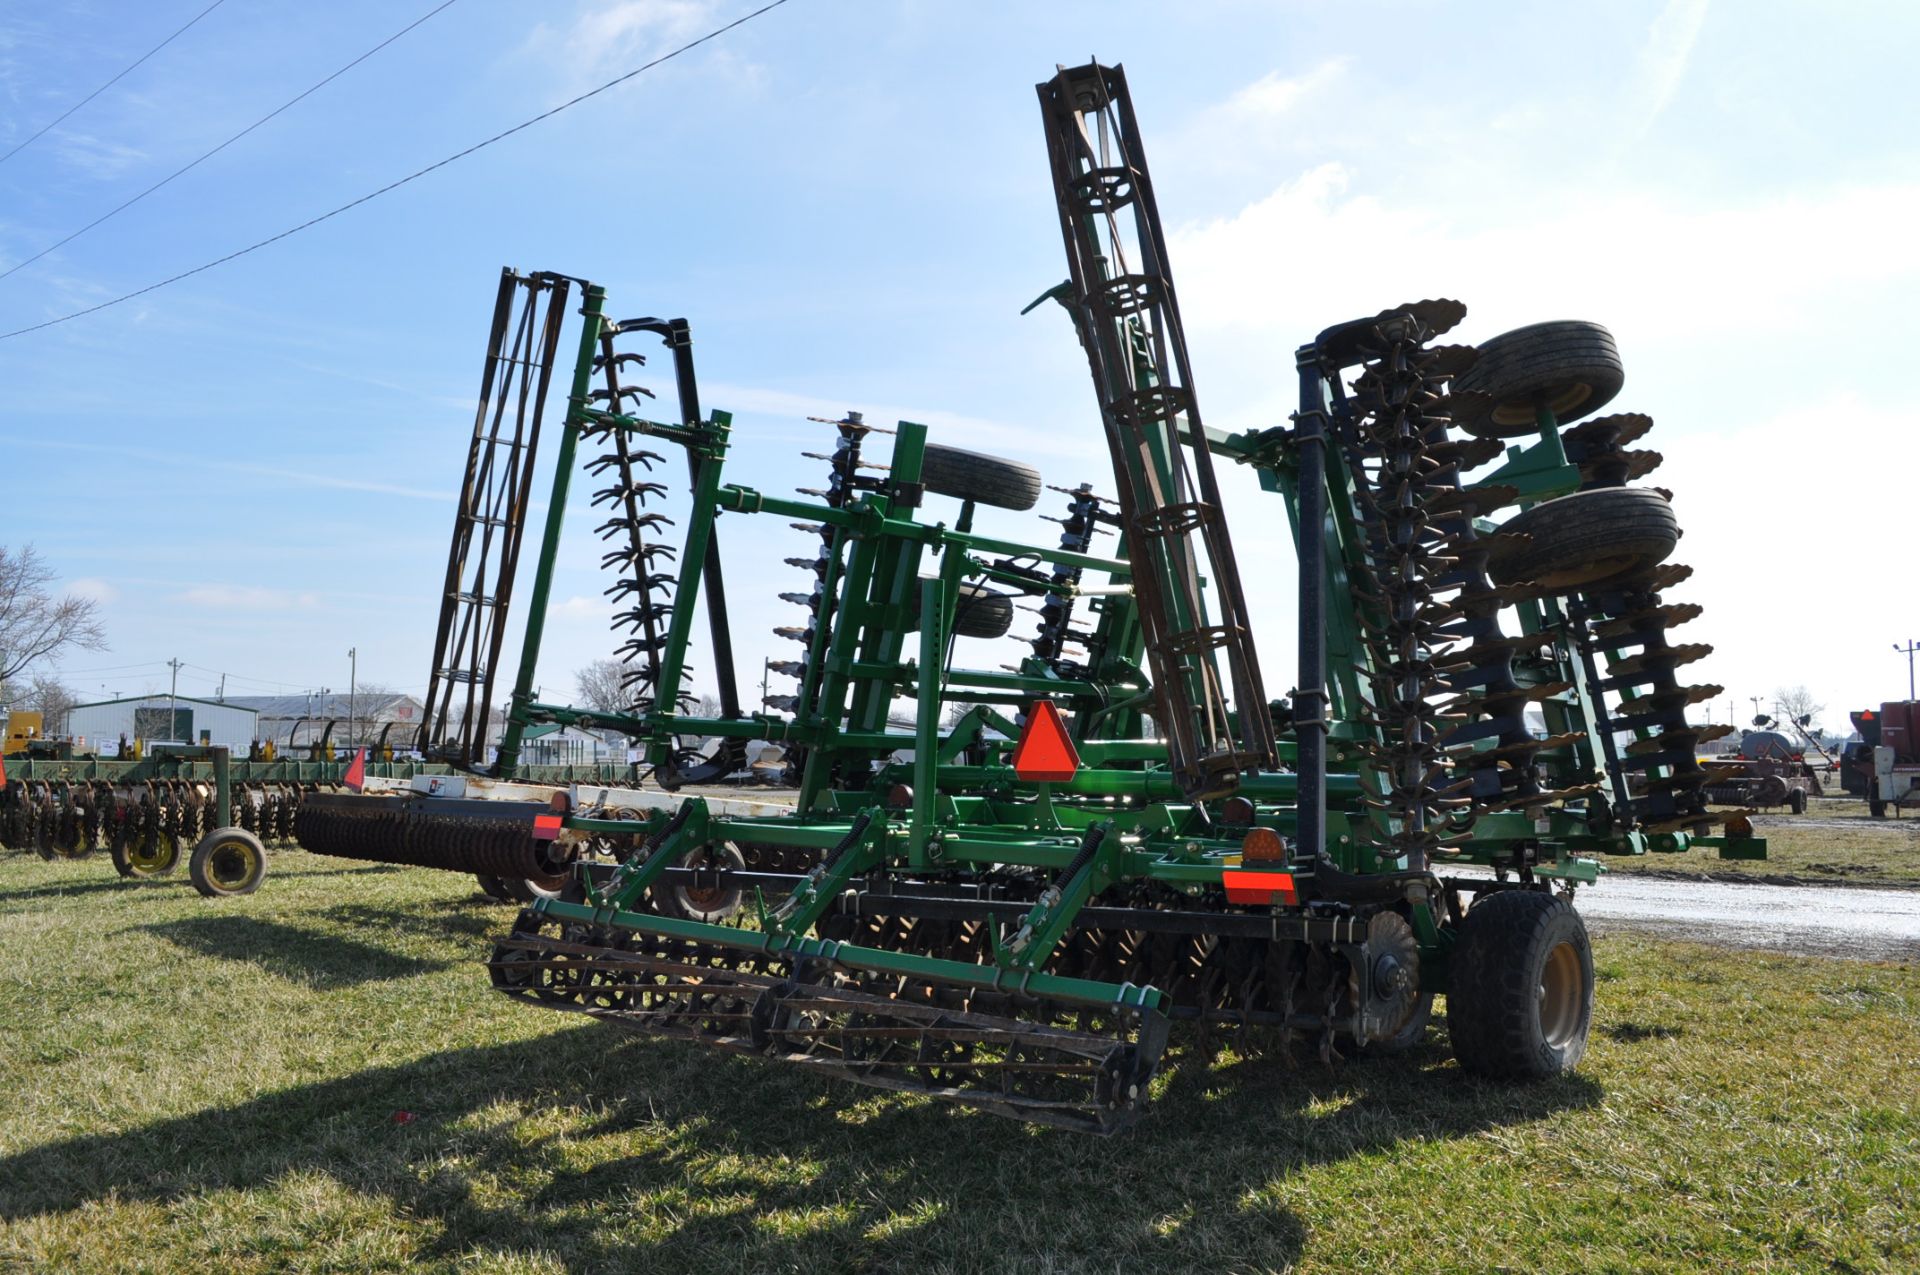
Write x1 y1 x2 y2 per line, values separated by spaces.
519 723 626 766
66 694 259 755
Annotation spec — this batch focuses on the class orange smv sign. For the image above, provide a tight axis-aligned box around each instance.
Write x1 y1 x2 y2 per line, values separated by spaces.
1012 699 1080 782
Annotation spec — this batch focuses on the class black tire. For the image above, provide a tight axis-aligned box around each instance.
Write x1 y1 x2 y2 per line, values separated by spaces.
909 579 1015 640
652 841 748 922
1788 788 1807 815
918 443 1043 511
111 825 180 879
1447 889 1594 1080
189 828 268 898
1870 782 1888 820
1486 486 1678 591
1452 320 1624 437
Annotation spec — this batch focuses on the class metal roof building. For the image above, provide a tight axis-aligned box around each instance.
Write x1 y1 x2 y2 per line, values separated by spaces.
66 694 259 756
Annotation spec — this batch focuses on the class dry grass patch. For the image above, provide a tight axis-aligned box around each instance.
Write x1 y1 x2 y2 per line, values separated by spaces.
0 848 1915 1273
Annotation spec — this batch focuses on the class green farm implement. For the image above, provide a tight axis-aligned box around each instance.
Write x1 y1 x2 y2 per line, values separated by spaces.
316 62 1761 1131
0 748 643 896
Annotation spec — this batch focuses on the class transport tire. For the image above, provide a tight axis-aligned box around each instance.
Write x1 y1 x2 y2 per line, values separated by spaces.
1788 788 1807 815
1486 486 1678 591
1447 889 1593 1080
1451 320 1624 436
189 828 268 898
918 444 1043 511
908 580 1015 641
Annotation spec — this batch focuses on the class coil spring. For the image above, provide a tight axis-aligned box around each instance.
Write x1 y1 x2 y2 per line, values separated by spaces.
583 327 693 732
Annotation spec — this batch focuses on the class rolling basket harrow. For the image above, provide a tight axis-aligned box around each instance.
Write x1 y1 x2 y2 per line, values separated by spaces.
295 61 1763 1132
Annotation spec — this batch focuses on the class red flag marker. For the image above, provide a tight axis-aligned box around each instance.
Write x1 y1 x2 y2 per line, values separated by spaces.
343 747 367 792
0 751 8 791
532 813 564 841
1011 699 1079 783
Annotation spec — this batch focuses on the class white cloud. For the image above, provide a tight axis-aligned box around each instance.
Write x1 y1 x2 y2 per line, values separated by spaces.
1214 59 1349 122
66 577 117 604
175 585 320 610
1169 164 1920 353
1657 393 1901 723
1622 0 1712 145
48 131 148 179
521 0 727 88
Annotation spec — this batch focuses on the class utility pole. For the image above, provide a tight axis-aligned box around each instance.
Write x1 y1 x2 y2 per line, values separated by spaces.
1749 694 1764 726
1896 639 1919 702
167 657 182 743
348 647 358 750
217 672 226 703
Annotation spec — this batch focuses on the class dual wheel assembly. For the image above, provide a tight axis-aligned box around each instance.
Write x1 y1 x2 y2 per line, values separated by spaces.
110 824 268 899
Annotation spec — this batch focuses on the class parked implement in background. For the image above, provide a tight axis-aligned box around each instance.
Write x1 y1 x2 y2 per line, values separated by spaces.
0 746 637 888
1701 723 1823 813
312 61 1762 1132
1842 702 1920 817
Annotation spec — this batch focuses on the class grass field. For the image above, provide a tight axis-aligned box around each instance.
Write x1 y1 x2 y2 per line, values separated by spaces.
1 849 1916 1274
1608 802 1920 887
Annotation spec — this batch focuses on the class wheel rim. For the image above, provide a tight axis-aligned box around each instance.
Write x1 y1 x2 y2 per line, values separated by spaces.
128 830 177 875
672 844 744 916
208 841 259 890
1539 939 1584 1049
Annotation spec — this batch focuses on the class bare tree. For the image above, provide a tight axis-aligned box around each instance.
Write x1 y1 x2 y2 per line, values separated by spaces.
25 676 79 734
0 544 106 684
1774 685 1825 731
574 659 631 714
343 681 395 746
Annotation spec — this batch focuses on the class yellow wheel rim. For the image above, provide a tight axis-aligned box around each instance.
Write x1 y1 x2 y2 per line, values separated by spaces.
206 840 261 890
126 831 178 875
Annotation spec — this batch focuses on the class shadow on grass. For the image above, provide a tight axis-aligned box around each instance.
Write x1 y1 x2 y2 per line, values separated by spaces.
143 914 449 988
0 864 401 904
322 900 504 942
0 1020 1600 1270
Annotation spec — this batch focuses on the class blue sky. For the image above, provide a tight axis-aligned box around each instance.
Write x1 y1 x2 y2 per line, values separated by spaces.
2 0 1912 735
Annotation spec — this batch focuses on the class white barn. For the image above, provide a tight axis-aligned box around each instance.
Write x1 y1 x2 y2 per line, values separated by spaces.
66 694 259 755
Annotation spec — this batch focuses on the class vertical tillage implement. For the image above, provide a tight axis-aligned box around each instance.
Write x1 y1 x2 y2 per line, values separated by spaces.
268 61 1769 1131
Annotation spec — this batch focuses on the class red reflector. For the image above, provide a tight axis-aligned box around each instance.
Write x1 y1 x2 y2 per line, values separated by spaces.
532 813 564 841
1222 868 1297 905
1012 699 1080 782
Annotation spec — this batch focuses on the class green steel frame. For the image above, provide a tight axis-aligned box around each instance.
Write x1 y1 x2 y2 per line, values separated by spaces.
469 278 1762 1020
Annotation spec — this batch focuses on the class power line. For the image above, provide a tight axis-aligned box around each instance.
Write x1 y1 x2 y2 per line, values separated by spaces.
0 0 795 342
0 0 464 285
0 0 230 169
38 660 172 675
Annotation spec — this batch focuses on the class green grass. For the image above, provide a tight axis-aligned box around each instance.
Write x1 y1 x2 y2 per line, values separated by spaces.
1608 801 1920 887
1 849 1916 1274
